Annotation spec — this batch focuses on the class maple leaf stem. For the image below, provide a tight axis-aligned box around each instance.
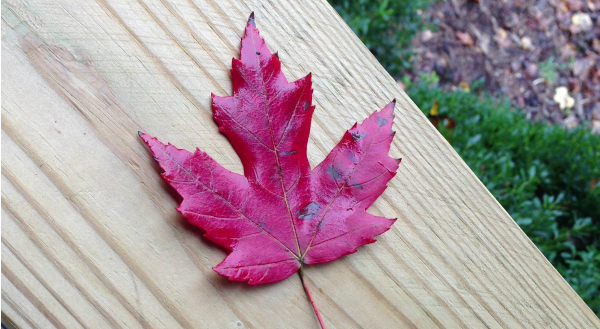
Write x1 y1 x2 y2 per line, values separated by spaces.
298 266 326 329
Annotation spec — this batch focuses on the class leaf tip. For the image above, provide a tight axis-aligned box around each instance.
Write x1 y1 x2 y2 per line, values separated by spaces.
378 100 396 121
138 131 151 144
248 12 255 26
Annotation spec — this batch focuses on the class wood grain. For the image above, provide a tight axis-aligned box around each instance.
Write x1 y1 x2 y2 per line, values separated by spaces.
2 0 598 328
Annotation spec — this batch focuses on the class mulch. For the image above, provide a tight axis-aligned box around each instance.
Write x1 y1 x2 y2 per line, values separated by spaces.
404 0 600 132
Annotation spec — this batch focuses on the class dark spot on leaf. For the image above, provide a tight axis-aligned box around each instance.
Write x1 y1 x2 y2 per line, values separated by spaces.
297 202 320 220
347 151 357 162
353 183 363 190
259 221 266 228
318 220 325 228
327 165 342 180
153 156 158 161
304 101 310 111
270 169 279 182
256 51 261 55
278 166 283 176
377 117 388 127
281 150 297 156
351 132 366 141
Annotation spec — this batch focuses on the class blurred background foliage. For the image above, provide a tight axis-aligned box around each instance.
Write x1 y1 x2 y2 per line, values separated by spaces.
329 0 600 315
329 0 437 75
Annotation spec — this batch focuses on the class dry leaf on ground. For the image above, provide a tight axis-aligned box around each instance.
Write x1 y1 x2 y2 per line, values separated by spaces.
456 31 474 46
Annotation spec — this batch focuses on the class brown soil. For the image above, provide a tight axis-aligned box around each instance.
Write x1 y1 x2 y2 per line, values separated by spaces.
405 0 600 130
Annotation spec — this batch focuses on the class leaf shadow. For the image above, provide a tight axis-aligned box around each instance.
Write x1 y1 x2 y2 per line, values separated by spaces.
209 272 284 293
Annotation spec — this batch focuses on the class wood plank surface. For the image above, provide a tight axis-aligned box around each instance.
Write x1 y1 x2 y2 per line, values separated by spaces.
2 0 598 327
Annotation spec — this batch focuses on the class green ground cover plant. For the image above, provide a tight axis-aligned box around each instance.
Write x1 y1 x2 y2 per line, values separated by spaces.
329 0 436 75
330 0 600 315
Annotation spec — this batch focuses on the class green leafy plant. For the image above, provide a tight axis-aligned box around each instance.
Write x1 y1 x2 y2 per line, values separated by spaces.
539 57 572 85
539 57 559 84
408 77 600 315
420 71 440 86
329 0 437 75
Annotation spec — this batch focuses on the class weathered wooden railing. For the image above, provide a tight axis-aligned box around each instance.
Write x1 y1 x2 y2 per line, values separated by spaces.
2 0 599 327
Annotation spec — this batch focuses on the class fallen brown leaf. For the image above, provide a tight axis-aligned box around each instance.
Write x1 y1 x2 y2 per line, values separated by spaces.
456 31 474 46
561 43 577 60
568 0 585 11
525 62 538 78
573 57 593 79
592 67 600 84
591 177 600 190
593 39 600 54
568 77 582 92
494 28 511 48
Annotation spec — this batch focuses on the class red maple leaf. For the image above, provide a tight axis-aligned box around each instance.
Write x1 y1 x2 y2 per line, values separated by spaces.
140 13 400 326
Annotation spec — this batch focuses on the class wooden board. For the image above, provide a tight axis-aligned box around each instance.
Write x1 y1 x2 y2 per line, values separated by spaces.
2 0 598 327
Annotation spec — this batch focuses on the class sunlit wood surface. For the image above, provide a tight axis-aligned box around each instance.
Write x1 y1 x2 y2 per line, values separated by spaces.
2 0 599 327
